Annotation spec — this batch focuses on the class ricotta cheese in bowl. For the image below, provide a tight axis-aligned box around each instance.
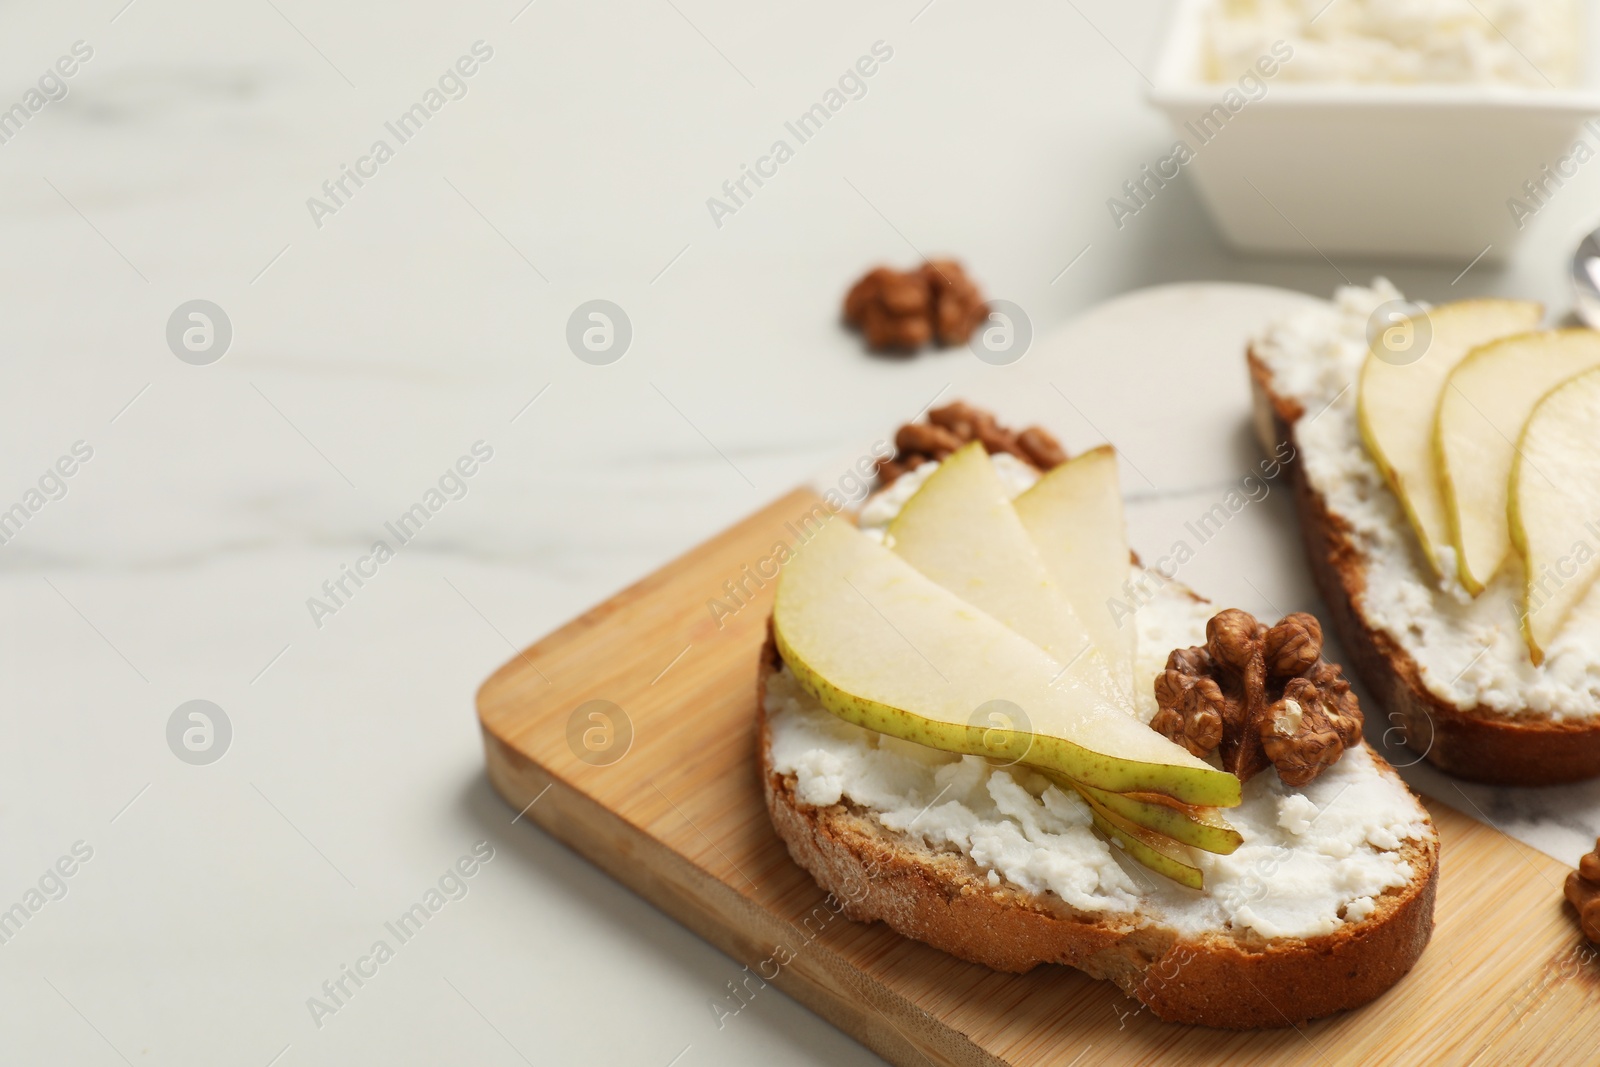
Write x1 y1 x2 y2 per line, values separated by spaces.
1149 0 1600 260
768 455 1431 940
1205 0 1582 88
1252 281 1600 720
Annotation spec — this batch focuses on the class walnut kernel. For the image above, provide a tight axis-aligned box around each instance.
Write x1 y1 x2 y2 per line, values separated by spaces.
875 402 1068 488
1567 838 1600 944
843 260 987 354
1153 608 1363 786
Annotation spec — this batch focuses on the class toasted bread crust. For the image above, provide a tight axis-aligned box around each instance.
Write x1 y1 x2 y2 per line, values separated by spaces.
1248 350 1600 786
758 636 1439 1029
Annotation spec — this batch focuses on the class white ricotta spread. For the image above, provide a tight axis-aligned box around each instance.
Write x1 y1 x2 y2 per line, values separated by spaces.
771 457 1431 940
1253 281 1600 719
1204 0 1582 88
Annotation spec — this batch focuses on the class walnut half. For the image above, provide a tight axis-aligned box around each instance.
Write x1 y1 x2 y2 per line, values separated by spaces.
1151 609 1363 786
843 260 987 354
1566 840 1600 943
874 401 1068 486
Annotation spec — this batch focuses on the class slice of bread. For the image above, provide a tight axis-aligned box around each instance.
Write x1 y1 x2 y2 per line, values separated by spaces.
1248 351 1600 785
758 629 1440 1030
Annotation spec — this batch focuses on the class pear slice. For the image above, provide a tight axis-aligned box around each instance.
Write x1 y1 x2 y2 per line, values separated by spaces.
886 442 1120 700
1437 330 1600 595
1013 445 1137 700
1358 299 1542 578
1080 791 1204 890
1069 778 1241 856
774 518 1242 807
1509 366 1600 664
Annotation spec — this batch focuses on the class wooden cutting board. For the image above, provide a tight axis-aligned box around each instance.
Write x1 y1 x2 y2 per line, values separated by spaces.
478 487 1600 1067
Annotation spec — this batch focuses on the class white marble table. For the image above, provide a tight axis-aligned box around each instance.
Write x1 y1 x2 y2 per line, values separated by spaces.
5 1 1600 1064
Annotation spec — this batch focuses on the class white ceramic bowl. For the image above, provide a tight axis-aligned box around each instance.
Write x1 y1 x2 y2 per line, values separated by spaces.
1149 0 1600 262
